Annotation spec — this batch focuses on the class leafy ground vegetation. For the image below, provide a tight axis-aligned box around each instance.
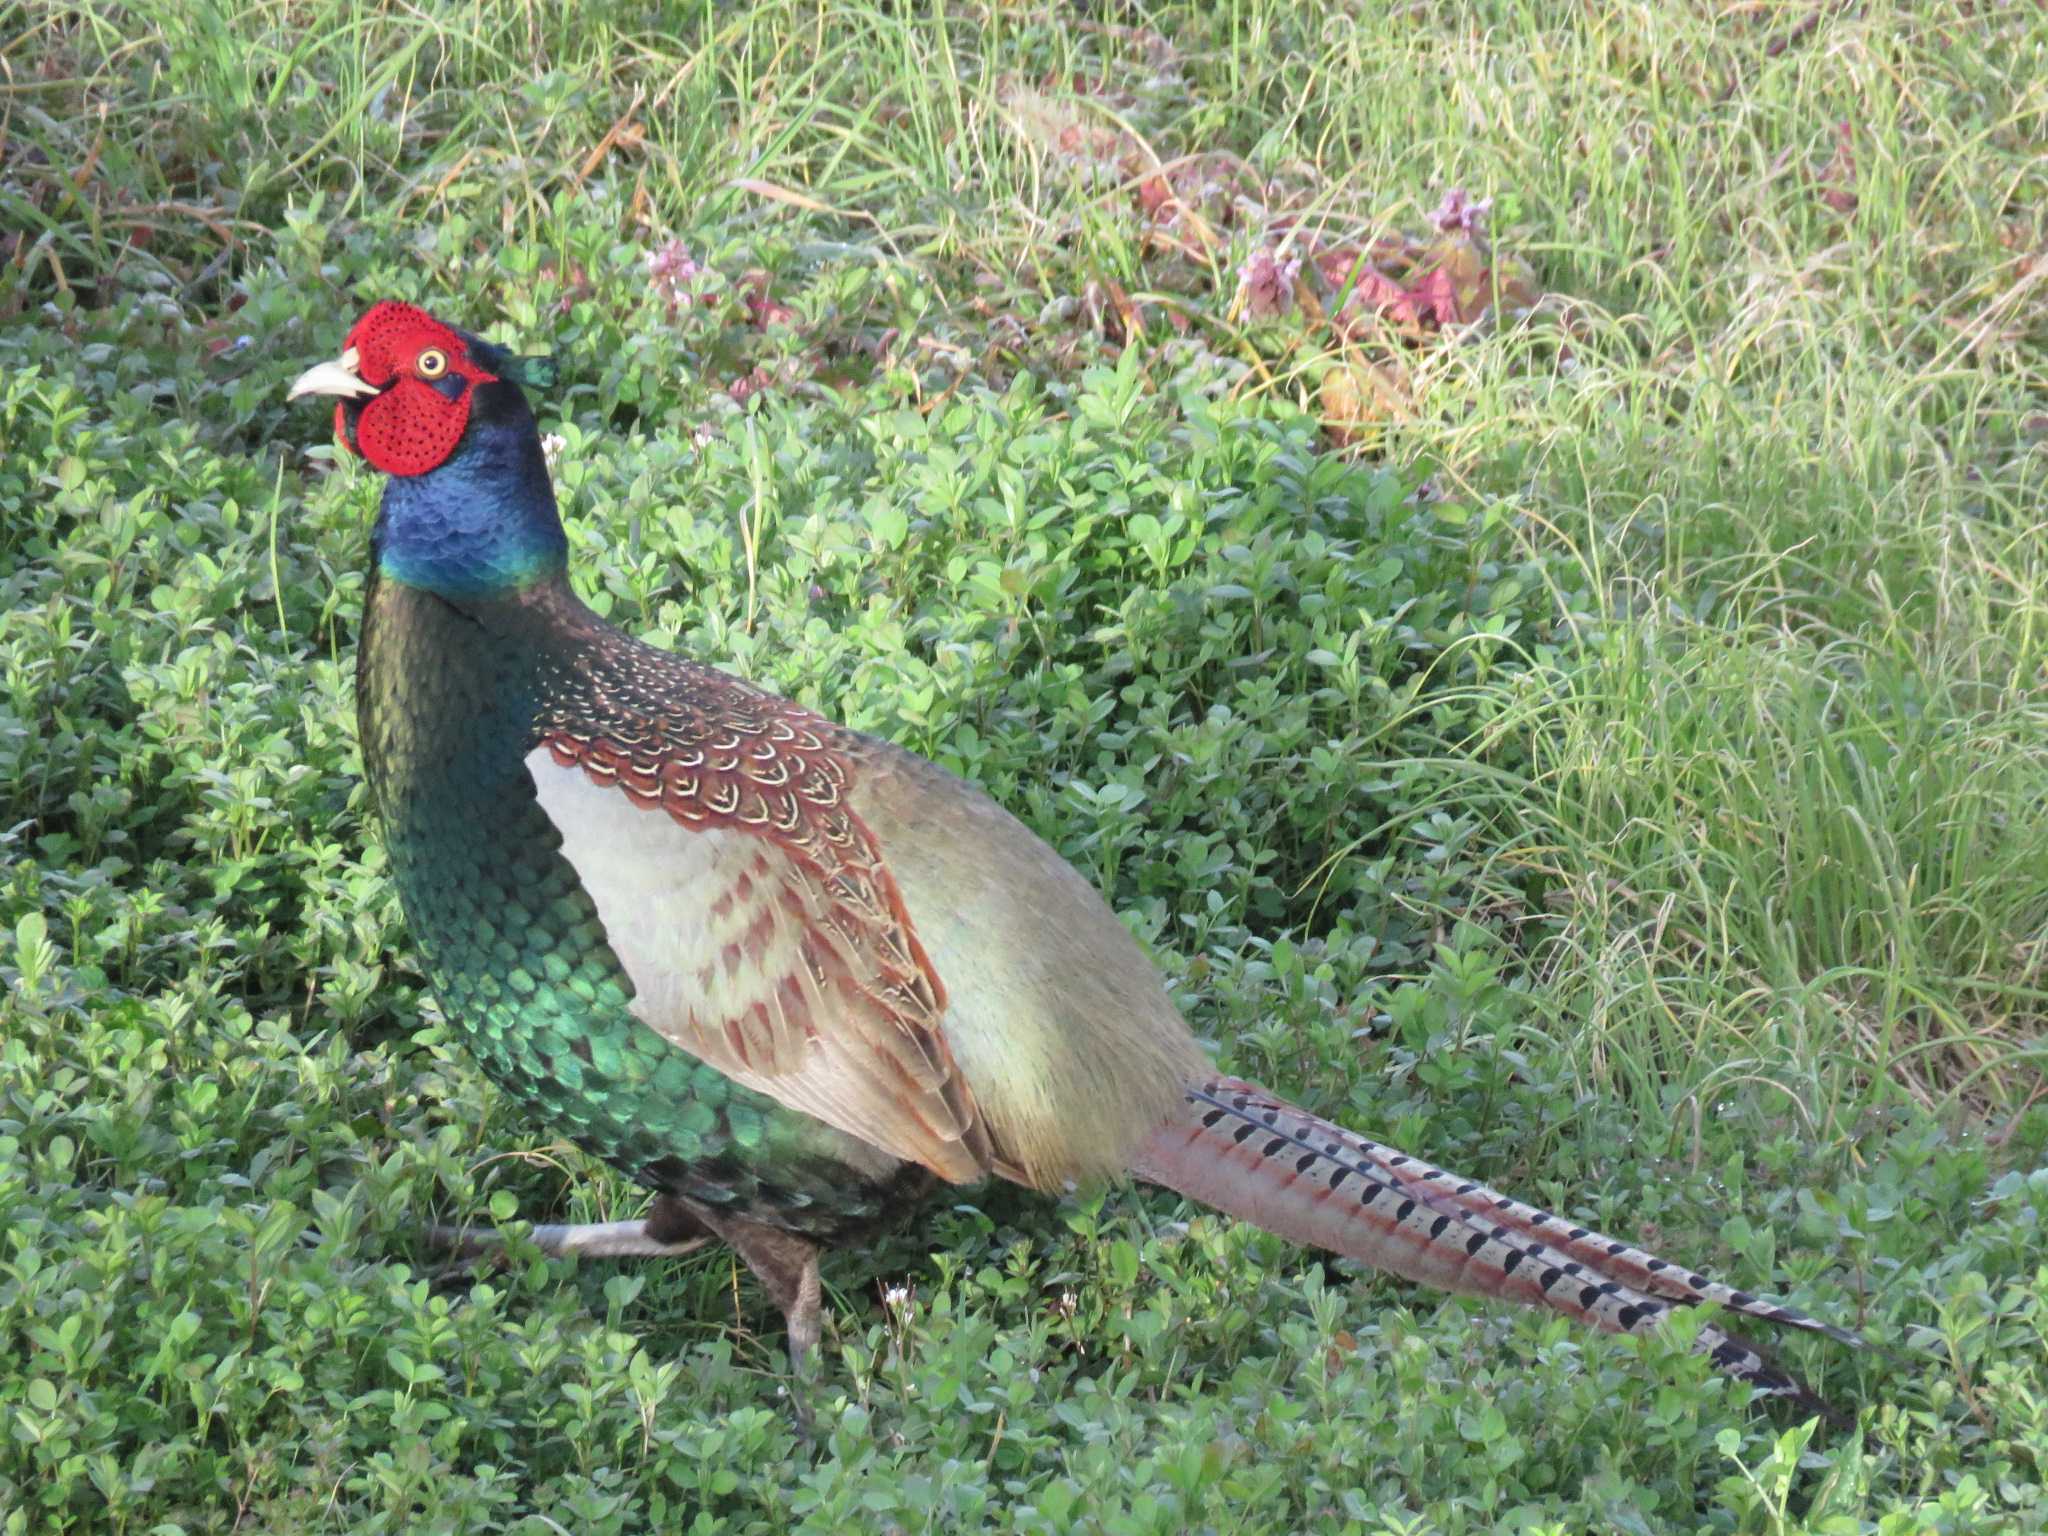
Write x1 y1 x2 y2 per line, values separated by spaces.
5 1 2048 1531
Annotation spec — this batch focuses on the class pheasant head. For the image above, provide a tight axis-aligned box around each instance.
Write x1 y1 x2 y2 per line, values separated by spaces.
289 302 567 599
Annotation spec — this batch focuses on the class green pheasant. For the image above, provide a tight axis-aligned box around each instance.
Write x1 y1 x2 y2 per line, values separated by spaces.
290 300 1862 1416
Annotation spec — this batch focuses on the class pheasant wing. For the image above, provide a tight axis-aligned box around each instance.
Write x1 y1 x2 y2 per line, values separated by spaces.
528 682 994 1186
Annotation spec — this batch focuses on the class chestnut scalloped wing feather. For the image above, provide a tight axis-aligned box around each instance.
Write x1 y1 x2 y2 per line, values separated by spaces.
527 643 999 1187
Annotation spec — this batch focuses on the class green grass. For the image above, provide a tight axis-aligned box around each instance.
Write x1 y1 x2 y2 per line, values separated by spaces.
4 0 2047 1530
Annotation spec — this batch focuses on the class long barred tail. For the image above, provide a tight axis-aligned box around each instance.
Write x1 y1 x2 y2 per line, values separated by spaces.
1130 1076 1860 1417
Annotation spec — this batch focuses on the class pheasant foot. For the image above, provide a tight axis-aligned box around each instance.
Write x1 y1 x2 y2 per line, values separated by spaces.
688 1208 825 1437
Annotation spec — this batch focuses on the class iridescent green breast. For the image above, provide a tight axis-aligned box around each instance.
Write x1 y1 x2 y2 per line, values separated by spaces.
355 570 930 1238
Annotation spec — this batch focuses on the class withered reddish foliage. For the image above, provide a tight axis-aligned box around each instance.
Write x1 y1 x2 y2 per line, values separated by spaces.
1311 235 1418 291
1135 154 1263 240
1269 196 1540 347
994 74 1544 422
1321 254 1428 331
644 161 1537 454
1286 191 1536 336
1159 179 1540 351
1818 122 1859 214
728 364 773 403
739 271 797 330
1242 193 1541 449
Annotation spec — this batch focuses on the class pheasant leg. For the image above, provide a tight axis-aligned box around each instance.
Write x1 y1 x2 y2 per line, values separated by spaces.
701 1212 826 1434
426 1194 715 1260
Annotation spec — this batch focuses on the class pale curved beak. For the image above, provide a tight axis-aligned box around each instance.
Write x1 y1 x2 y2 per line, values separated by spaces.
287 347 381 402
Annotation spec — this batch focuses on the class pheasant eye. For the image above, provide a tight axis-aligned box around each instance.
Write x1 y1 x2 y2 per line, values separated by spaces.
416 348 449 378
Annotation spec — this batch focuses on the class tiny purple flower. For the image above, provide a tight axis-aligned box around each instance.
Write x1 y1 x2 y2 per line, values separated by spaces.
1238 246 1303 319
646 239 705 313
1430 188 1493 236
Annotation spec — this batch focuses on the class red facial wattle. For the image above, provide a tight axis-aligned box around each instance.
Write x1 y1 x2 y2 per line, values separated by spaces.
334 301 497 477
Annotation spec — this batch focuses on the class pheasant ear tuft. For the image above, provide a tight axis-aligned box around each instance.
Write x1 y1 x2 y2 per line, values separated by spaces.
460 331 559 393
504 354 560 391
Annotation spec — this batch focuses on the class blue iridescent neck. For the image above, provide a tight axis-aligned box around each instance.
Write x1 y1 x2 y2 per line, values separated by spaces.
372 380 568 600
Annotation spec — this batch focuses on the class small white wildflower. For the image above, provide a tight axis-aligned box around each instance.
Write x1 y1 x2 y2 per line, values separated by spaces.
540 432 567 467
884 1283 911 1310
